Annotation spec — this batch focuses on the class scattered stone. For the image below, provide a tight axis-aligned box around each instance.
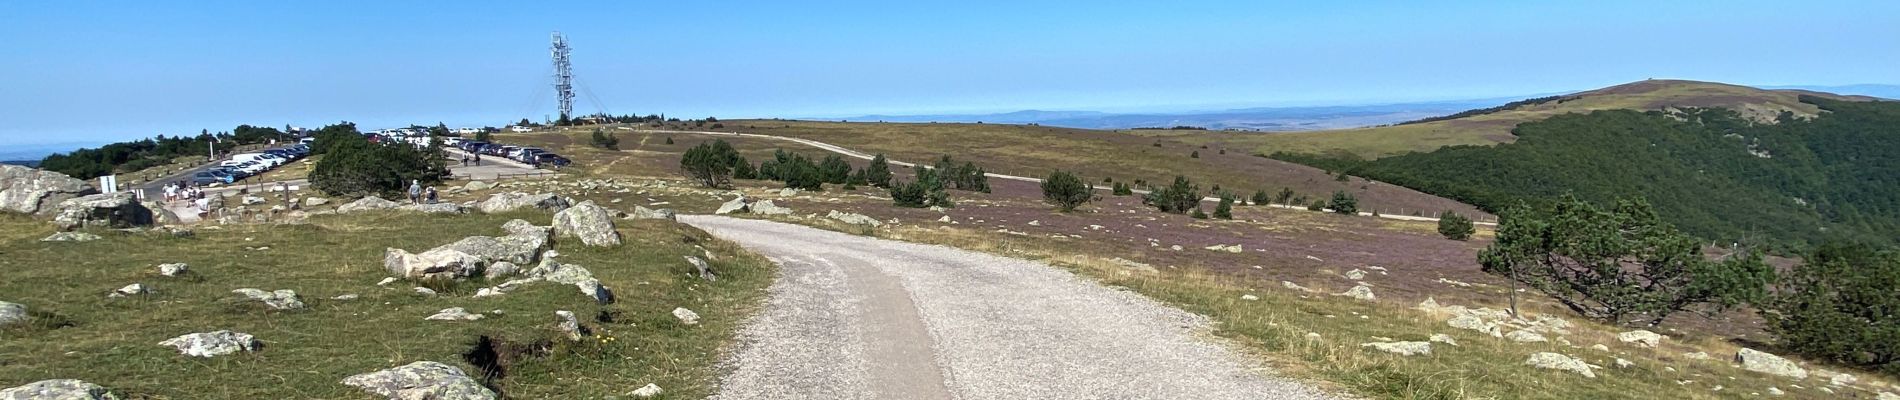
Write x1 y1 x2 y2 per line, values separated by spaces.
1876 391 1896 400
1344 269 1366 280
551 201 621 247
686 256 717 281
341 361 496 400
1334 284 1375 301
1448 315 1503 337
1830 373 1856 387
1027 220 1041 226
376 277 399 286
303 197 330 207
1429 333 1458 346
232 288 305 310
476 192 570 214
0 301 27 326
714 196 748 214
41 231 103 242
337 196 402 213
826 210 881 227
158 330 261 357
414 287 438 296
750 200 793 215
333 294 359 301
400 203 467 214
1768 387 1784 396
1525 352 1596 378
473 287 503 298
1735 348 1808 379
630 206 676 220
425 307 485 321
112 283 149 297
52 192 153 231
1304 332 1322 340
1591 344 1611 352
242 195 266 205
937 215 951 223
1415 297 1446 313
483 262 519 280
1615 358 1635 369
463 181 495 191
0 379 118 400
1280 281 1313 292
672 307 700 325
157 263 188 276
383 247 486 280
1618 330 1663 348
628 383 663 398
1361 341 1432 356
1505 330 1549 343
1682 352 1712 361
1240 294 1259 301
555 310 582 341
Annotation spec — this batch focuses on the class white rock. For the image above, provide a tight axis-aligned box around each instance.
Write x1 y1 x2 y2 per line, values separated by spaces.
629 383 664 398
376 277 399 286
1618 329 1662 348
333 294 359 301
1448 315 1502 337
1429 333 1458 346
937 215 951 223
1735 348 1808 379
1281 281 1312 292
1240 294 1259 301
414 287 438 296
1505 330 1549 343
158 330 261 357
1525 352 1596 378
672 307 700 325
0 379 117 400
341 361 495 400
1615 358 1635 369
1344 269 1366 280
231 288 306 310
0 301 26 326
1591 344 1610 352
425 307 484 321
1361 341 1432 356
714 196 748 214
113 283 149 296
1830 373 1856 386
555 310 582 341
1767 387 1784 395
1334 284 1375 301
157 263 188 276
1682 352 1712 361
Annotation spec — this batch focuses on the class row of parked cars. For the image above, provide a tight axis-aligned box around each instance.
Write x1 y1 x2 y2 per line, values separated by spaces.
188 144 312 185
452 140 572 168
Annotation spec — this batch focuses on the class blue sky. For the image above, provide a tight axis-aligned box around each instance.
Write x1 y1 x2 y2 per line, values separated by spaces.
2 0 1896 150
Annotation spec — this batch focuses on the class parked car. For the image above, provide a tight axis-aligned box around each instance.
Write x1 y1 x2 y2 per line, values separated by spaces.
510 147 544 161
190 171 233 185
535 153 571 167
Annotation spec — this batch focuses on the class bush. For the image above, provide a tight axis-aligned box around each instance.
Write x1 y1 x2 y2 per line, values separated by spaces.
1041 170 1092 212
1213 196 1234 219
679 140 743 188
664 137 674 145
1112 182 1134 196
864 154 893 188
1250 190 1270 206
1307 200 1325 211
819 154 852 184
590 129 620 150
778 154 823 191
1479 197 1773 326
1764 243 1900 375
1327 190 1358 215
311 133 447 198
1438 210 1475 240
891 167 951 208
1276 187 1296 205
733 159 757 180
1191 207 1209 219
1142 176 1201 214
933 156 990 193
1190 151 1199 158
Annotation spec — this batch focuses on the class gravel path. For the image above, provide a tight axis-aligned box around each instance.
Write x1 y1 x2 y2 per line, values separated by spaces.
685 215 1333 400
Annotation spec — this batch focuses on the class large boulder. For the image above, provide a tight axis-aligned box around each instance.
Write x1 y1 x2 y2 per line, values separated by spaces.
232 288 306 310
750 200 793 215
1617 330 1663 348
340 361 496 400
630 206 676 221
159 330 262 357
0 165 96 215
477 193 569 214
0 379 119 400
384 248 486 280
337 196 402 213
714 196 748 215
143 201 182 225
1736 348 1809 379
0 301 27 326
1525 352 1596 378
826 210 881 227
552 201 620 247
52 192 153 231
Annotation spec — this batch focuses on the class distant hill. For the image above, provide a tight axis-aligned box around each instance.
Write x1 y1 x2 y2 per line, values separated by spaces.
835 97 1530 131
0 160 39 167
1228 79 1883 159
1761 84 1900 101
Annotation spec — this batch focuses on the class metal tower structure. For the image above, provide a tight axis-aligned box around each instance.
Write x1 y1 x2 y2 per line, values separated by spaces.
551 31 574 121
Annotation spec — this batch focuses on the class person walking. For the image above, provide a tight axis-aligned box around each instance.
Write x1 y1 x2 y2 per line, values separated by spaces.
407 180 422 204
425 186 438 204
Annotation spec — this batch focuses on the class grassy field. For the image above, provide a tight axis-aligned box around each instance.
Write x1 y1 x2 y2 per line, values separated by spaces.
0 208 773 398
1186 79 1877 160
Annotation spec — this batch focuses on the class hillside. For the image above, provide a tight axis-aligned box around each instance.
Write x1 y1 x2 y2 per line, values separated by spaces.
1205 79 1881 159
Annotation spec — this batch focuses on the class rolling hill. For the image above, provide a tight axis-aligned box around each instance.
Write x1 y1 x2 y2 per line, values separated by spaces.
1208 79 1882 159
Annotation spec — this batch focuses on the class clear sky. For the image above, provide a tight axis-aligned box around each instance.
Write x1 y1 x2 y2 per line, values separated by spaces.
2 0 1896 149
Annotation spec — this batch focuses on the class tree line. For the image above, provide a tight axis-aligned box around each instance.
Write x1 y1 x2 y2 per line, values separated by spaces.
39 124 294 179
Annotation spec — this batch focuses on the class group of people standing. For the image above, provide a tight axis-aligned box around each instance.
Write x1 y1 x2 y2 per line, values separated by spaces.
162 181 204 202
407 180 438 205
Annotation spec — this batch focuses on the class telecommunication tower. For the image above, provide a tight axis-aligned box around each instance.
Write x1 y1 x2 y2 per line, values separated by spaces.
551 32 574 120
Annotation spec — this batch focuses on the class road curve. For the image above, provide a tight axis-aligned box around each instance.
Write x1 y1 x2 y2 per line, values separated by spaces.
684 215 1333 400
636 128 1488 225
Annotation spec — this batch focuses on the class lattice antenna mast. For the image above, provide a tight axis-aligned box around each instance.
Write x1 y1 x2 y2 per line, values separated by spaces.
551 31 575 121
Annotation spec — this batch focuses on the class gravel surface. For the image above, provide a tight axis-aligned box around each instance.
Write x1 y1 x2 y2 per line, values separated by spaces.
686 215 1333 400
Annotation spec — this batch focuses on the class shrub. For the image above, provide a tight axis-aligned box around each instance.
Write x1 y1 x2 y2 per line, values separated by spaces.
1479 197 1773 326
1276 188 1296 205
1327 190 1358 215
864 154 893 187
732 159 757 180
1191 207 1209 219
1142 176 1201 214
590 129 620 150
1112 182 1134 196
1041 170 1092 212
1307 200 1325 211
665 137 674 145
679 140 743 188
1213 196 1234 219
1764 243 1900 375
311 133 447 198
819 154 852 184
1437 210 1475 240
1250 190 1270 206
1190 151 1199 158
778 154 823 191
932 156 991 193
890 167 951 208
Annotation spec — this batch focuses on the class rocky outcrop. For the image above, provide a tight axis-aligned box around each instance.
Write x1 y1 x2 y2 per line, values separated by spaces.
303 197 330 207
463 181 494 191
232 288 306 310
383 248 486 280
144 202 182 225
341 361 496 400
477 192 569 214
1361 341 1431 356
52 192 153 231
1736 348 1808 379
41 232 102 242
1525 352 1596 378
337 196 402 213
0 164 96 215
714 196 748 215
0 301 26 326
159 330 262 357
630 206 676 221
1618 330 1662 348
552 201 621 247
0 379 119 400
826 210 881 227
750 200 793 215
400 203 467 214
525 258 614 304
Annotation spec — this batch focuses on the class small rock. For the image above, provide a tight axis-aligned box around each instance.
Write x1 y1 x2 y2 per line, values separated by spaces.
1280 281 1311 292
555 310 582 341
0 301 29 326
333 294 359 301
1875 391 1895 400
1767 387 1784 395
1525 352 1596 378
231 288 306 310
1682 352 1712 361
158 330 261 357
1429 333 1458 346
341 361 495 400
1591 344 1610 352
1735 348 1808 379
1830 373 1856 387
714 196 748 214
1334 284 1375 301
376 277 399 286
1615 358 1635 368
826 210 881 227
426 307 484 321
41 231 103 242
157 263 188 276
750 200 793 215
686 256 717 281
1240 294 1259 301
1304 332 1322 340
1361 341 1431 356
1344 269 1366 280
1505 330 1549 343
0 379 118 400
112 283 149 296
672 307 700 325
1618 329 1663 348
937 215 951 223
414 287 438 296
629 383 664 398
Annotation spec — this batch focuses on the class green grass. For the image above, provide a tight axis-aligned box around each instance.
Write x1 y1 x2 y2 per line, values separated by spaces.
0 210 772 399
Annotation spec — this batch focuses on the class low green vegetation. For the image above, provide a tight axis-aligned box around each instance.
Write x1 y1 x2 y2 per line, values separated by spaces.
1213 195 1234 219
1766 242 1900 375
1327 190 1358 215
1436 210 1474 240
1040 170 1092 212
680 139 745 188
40 125 293 180
757 149 824 191
1142 176 1201 214
589 128 620 150
310 123 448 198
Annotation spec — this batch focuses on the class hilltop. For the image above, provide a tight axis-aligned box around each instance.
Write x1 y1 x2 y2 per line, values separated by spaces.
1211 79 1883 159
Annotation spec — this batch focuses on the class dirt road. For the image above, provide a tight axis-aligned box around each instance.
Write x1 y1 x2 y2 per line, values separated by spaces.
683 215 1332 400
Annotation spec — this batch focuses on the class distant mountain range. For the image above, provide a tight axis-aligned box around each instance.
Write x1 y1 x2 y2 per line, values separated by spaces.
1761 84 1900 100
838 97 1541 131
